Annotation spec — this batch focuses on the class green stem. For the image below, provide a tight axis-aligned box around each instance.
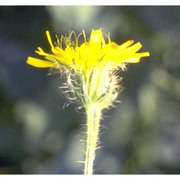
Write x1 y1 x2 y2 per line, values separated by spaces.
84 103 102 175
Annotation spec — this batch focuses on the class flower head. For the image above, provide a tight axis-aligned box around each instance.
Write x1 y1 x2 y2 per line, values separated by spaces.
27 29 150 108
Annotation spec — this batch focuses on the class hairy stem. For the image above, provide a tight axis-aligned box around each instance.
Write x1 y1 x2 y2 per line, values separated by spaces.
84 103 102 175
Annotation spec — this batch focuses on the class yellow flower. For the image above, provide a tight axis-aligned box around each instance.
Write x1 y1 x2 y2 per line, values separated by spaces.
27 29 149 71
27 29 150 108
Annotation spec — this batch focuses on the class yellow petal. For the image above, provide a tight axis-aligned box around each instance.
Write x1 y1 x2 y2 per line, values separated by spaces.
122 57 140 63
119 40 134 49
118 42 142 55
90 29 105 45
46 31 54 48
122 52 150 63
27 57 55 68
35 47 51 56
138 52 150 57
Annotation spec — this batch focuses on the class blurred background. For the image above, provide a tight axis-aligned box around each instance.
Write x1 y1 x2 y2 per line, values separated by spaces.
0 6 180 174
